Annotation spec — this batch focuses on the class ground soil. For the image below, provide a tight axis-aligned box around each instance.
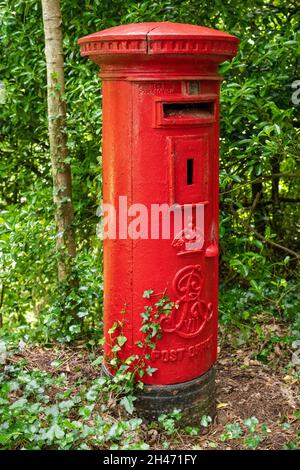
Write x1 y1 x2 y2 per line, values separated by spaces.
9 337 300 450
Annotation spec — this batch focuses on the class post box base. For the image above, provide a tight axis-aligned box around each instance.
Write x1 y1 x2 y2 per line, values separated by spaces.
102 364 216 424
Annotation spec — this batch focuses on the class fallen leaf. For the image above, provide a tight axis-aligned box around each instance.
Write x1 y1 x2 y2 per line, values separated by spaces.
217 403 229 409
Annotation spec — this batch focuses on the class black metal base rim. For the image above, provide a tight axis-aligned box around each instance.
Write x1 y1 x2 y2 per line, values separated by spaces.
102 364 216 423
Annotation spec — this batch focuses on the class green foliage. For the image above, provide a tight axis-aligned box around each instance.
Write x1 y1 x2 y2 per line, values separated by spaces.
220 422 243 441
0 358 149 449
158 409 182 435
0 183 103 343
183 415 212 436
200 415 213 427
0 0 299 346
0 0 299 451
106 290 176 381
219 417 272 448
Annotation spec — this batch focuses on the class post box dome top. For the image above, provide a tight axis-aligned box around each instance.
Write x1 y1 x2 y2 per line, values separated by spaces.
78 22 239 60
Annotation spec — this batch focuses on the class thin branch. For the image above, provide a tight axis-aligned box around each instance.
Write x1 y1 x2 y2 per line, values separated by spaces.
237 212 300 259
253 230 300 259
221 173 300 195
240 198 300 208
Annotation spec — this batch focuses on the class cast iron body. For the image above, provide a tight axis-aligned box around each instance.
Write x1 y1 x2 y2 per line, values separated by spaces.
79 22 238 416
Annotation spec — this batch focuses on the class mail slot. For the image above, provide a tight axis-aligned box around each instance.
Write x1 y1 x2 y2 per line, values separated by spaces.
163 101 215 118
78 22 239 422
155 95 216 127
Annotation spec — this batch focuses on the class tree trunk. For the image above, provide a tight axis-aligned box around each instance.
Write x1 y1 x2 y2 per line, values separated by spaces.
41 0 76 281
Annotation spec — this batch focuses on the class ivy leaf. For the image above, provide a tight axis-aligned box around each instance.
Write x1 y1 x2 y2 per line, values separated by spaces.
108 322 118 334
143 289 153 299
120 395 135 414
244 416 259 433
117 336 127 347
200 415 212 427
45 423 65 441
10 398 27 409
146 366 157 376
77 310 88 318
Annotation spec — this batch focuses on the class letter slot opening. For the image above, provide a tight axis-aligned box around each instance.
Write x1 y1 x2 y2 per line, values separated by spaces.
163 101 214 118
187 159 194 185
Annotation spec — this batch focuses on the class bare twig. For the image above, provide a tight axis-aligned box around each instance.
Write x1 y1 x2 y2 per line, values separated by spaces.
252 230 300 259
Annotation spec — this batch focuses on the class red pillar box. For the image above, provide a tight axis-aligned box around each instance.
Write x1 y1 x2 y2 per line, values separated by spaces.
79 23 239 420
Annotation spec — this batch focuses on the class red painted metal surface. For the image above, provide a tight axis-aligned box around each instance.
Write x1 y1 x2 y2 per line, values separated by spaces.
79 23 239 385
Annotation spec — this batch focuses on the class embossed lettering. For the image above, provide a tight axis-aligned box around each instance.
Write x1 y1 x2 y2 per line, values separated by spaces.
151 347 185 363
151 338 212 363
160 265 213 338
